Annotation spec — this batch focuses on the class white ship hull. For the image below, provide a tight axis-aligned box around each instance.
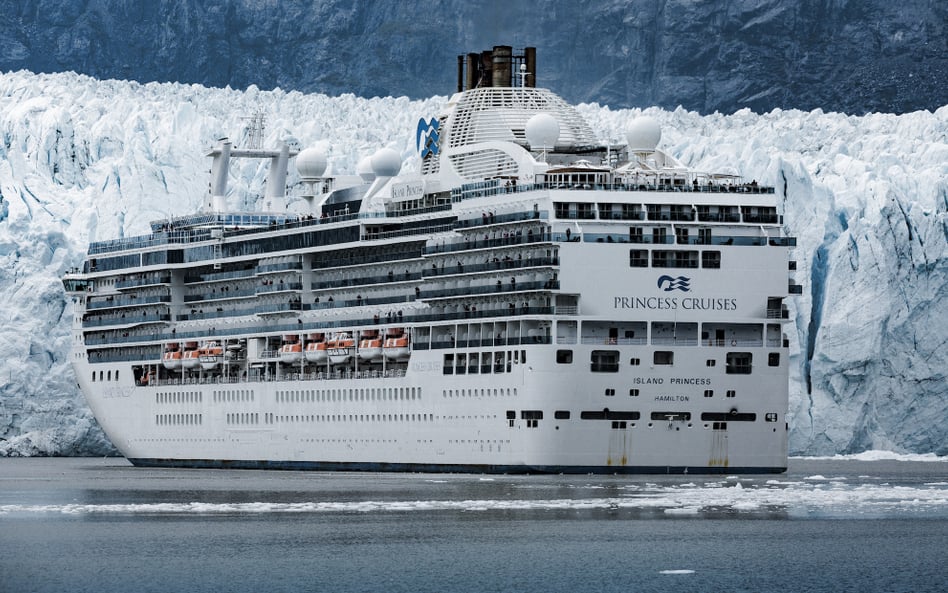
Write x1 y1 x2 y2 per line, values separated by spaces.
63 45 796 474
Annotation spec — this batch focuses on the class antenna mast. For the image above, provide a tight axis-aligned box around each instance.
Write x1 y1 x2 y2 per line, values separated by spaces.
244 111 266 149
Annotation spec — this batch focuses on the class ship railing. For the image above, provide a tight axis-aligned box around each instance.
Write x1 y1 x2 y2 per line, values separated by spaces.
449 180 775 204
255 262 304 274
422 257 558 278
87 294 171 310
453 210 548 229
83 313 171 328
361 223 455 242
185 268 258 283
766 308 790 319
312 271 423 290
114 276 172 290
650 337 700 346
256 282 303 294
704 339 765 348
418 280 557 300
579 337 648 345
424 232 553 255
185 288 257 302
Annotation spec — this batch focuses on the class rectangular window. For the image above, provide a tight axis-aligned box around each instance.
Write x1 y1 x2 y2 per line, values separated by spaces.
611 421 628 430
554 410 571 420
702 251 721 269
701 412 756 422
629 249 649 267
443 353 454 375
726 390 736 398
581 410 640 420
630 357 640 366
629 389 640 397
654 351 674 365
768 352 780 367
704 390 713 398
726 352 753 374
604 388 615 396
706 359 716 367
556 349 573 364
591 350 620 372
650 411 691 421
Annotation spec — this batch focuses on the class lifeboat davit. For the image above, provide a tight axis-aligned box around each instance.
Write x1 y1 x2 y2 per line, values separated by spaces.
358 329 383 362
199 341 224 370
162 343 182 370
328 332 354 365
278 337 303 364
383 329 410 360
304 333 328 363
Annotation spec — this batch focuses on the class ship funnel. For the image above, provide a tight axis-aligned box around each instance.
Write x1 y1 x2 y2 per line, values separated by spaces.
457 46 537 92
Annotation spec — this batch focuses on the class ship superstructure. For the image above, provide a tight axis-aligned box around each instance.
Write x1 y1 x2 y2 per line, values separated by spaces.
63 46 799 473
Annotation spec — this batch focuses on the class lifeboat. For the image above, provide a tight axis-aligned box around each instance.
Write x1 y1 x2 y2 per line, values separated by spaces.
181 344 201 370
327 332 354 365
198 341 224 370
383 328 410 360
162 343 182 370
358 329 383 362
304 333 328 363
278 336 303 364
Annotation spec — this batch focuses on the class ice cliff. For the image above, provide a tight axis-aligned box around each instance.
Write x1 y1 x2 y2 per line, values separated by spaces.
0 70 945 456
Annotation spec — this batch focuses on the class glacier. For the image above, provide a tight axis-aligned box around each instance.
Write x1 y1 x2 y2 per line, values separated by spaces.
0 70 945 457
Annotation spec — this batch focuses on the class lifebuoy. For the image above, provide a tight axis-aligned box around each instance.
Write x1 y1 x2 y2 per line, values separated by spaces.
731 340 737 346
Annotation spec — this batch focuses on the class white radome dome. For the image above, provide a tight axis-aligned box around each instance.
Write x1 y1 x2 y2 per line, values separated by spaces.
525 113 560 150
296 147 328 179
625 117 662 152
356 156 376 182
371 148 401 177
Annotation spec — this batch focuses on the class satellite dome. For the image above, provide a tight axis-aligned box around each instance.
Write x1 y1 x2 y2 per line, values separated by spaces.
525 113 560 150
371 148 401 177
625 117 661 152
296 147 328 179
356 155 376 182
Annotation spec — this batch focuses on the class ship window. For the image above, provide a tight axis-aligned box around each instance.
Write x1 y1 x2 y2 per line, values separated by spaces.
629 389 639 397
701 412 756 422
629 357 640 366
726 390 736 398
650 411 691 421
654 351 674 365
554 411 571 420
556 349 573 364
726 352 753 374
611 421 627 430
704 390 714 398
702 251 721 268
604 388 615 397
591 350 619 372
768 353 780 366
706 359 716 367
765 413 778 422
629 250 648 267
91 372 95 382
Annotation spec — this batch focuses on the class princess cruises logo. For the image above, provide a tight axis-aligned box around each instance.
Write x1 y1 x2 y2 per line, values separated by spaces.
416 117 441 158
657 275 691 292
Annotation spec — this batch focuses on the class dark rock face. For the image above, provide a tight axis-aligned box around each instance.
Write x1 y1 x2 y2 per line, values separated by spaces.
0 0 944 114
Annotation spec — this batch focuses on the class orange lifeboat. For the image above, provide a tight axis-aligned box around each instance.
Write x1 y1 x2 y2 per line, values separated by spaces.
198 341 224 370
358 329 383 362
304 333 328 363
181 342 201 370
383 328 410 360
278 335 303 364
162 343 182 371
328 332 354 365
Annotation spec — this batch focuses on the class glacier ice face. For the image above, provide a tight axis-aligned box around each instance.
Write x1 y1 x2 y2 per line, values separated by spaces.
0 70 945 457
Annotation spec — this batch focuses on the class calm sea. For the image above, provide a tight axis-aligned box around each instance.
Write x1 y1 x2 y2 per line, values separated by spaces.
1 457 947 593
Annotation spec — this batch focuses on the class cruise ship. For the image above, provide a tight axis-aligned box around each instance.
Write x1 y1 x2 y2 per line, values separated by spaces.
63 46 799 473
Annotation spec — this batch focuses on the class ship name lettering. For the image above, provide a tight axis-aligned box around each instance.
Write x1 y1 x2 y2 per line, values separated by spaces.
654 395 690 402
632 377 664 385
669 377 711 386
614 296 737 311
